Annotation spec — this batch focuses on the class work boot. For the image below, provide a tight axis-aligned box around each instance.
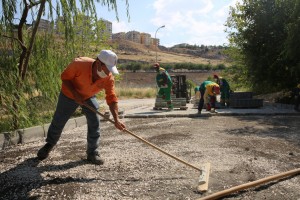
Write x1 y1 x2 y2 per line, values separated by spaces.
197 110 201 115
37 143 54 160
87 152 104 165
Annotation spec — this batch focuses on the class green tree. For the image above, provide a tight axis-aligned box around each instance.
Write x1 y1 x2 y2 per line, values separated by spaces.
0 0 129 131
283 0 300 81
225 0 298 93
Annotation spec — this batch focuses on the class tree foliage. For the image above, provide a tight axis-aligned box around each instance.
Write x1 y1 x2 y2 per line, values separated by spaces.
225 0 300 93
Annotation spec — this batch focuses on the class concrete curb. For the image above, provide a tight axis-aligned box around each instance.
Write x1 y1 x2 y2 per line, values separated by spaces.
0 99 136 150
124 112 300 118
124 100 300 118
0 115 111 150
0 130 22 150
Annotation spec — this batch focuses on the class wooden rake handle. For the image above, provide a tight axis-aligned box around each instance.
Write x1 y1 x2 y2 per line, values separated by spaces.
198 168 300 200
83 103 201 172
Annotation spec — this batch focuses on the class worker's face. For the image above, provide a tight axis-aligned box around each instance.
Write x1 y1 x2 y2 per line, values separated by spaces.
96 59 110 77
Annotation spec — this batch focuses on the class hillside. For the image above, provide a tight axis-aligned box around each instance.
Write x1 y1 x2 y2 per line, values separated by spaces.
110 39 228 66
110 39 226 88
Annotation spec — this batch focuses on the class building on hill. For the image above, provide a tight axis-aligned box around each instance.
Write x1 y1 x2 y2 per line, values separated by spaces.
54 17 113 39
112 32 126 40
151 38 160 47
113 30 160 47
140 33 151 45
125 31 141 43
32 19 52 32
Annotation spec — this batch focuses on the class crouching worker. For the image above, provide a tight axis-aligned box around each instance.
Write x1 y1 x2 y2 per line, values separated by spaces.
153 63 173 110
37 50 126 165
197 80 220 114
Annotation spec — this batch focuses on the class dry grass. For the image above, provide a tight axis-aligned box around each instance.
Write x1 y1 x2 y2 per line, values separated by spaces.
117 50 226 65
111 40 227 65
115 87 157 99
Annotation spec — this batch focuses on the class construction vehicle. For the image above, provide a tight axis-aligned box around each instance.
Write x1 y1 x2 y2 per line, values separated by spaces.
153 75 189 110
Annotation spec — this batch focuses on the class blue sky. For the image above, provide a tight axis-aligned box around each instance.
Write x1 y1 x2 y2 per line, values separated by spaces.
0 0 240 47
95 0 241 47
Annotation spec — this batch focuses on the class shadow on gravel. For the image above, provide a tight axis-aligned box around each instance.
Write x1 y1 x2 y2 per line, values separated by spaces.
225 116 300 146
0 157 96 200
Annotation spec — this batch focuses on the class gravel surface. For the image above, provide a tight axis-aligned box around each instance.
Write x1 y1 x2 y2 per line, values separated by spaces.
1 116 300 200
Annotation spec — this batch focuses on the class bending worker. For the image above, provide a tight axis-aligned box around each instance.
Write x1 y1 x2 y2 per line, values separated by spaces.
37 50 126 165
197 80 220 114
153 63 173 110
214 74 231 107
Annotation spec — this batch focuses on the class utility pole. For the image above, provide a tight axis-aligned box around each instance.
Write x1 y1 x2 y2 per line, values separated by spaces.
155 25 165 63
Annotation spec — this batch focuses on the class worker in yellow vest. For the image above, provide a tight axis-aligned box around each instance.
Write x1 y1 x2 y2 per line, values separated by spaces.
197 80 220 114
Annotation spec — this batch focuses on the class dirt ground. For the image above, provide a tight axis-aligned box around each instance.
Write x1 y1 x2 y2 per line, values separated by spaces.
0 115 299 200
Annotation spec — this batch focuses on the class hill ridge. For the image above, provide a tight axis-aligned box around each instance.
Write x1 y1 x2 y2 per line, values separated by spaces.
110 39 227 65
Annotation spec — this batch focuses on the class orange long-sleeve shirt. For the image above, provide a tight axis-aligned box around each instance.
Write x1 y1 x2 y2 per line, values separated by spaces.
61 57 118 105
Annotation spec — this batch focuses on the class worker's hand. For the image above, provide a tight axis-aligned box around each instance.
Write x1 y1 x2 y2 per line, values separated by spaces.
115 120 126 131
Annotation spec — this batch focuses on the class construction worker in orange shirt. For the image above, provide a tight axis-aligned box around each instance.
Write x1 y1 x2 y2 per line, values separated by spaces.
37 50 125 165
